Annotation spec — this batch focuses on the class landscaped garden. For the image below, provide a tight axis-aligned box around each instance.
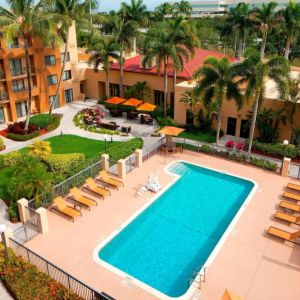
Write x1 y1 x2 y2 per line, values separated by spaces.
0 134 143 221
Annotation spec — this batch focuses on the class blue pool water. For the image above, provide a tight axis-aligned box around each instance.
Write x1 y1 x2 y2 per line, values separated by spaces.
99 162 254 297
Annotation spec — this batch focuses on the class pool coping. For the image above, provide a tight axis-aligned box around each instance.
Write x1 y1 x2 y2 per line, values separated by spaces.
93 159 258 300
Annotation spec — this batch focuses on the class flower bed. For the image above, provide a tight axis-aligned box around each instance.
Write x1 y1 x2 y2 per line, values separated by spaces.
73 108 119 135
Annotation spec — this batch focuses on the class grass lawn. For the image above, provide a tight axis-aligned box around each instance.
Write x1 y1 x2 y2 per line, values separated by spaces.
0 166 16 200
179 131 216 143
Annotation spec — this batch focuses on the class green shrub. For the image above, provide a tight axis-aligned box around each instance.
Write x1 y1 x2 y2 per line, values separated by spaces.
250 140 298 158
1 151 22 167
0 137 4 151
7 131 39 141
30 114 53 129
249 157 277 171
230 153 247 162
157 117 178 127
107 138 143 162
46 114 61 132
0 244 84 300
45 153 86 180
8 202 19 221
199 144 214 153
0 155 4 169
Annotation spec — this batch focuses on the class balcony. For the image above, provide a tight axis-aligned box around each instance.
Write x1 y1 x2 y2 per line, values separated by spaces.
0 92 8 101
12 85 37 93
0 72 6 80
10 67 36 77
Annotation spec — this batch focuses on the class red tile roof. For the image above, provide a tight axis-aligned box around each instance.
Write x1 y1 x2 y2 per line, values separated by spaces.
110 48 237 79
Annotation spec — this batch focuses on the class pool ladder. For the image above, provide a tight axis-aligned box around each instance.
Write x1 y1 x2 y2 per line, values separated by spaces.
188 266 206 290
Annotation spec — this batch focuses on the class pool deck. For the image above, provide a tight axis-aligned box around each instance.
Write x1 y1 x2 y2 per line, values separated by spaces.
25 151 300 300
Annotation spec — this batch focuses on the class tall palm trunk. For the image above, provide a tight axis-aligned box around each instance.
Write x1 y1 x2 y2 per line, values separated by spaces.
260 31 267 59
133 36 137 54
248 96 259 154
119 47 124 98
284 36 291 60
105 68 110 98
24 36 33 131
237 36 243 59
234 31 238 58
163 59 168 117
216 107 222 145
173 68 176 102
50 28 70 114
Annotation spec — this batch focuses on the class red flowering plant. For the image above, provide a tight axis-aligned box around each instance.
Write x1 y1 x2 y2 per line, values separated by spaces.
236 143 245 151
225 140 235 149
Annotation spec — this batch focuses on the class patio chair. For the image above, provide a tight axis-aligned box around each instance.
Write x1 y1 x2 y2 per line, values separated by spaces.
50 196 82 222
279 200 300 213
84 178 111 198
97 170 124 190
283 191 300 202
287 183 300 192
69 187 97 210
274 210 300 225
267 226 300 244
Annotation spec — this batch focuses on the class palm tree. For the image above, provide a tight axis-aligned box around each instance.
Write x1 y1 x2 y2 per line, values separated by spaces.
88 36 120 98
49 0 86 114
111 15 135 98
154 3 173 21
173 0 192 18
180 90 200 120
253 2 278 59
143 22 190 117
285 76 300 130
236 48 290 153
0 0 52 130
226 3 252 59
193 57 242 144
120 0 148 54
279 1 300 59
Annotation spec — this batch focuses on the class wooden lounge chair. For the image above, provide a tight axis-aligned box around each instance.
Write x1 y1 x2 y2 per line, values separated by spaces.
84 178 111 198
98 170 124 190
69 187 97 210
267 226 300 244
279 200 300 213
221 289 242 300
283 191 300 202
274 211 300 225
50 197 82 222
287 183 300 192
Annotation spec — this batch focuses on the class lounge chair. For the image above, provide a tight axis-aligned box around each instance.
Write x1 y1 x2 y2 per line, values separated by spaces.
283 191 300 202
287 183 300 192
98 170 124 190
84 178 111 198
69 187 97 210
279 200 300 213
220 289 242 300
50 196 82 222
267 226 300 244
274 211 300 225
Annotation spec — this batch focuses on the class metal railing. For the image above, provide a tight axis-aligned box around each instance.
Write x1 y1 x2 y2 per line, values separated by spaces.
289 162 300 179
142 137 166 162
125 154 136 173
10 66 36 76
28 159 104 209
9 238 115 300
0 92 8 100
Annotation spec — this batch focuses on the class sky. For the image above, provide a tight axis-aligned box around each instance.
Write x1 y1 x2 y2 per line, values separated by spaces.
99 0 166 12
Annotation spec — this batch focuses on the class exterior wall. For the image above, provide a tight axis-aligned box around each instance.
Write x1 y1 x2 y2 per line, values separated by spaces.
174 81 300 141
85 68 184 104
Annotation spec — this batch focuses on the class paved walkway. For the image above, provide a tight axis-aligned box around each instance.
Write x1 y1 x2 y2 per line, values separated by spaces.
1 100 160 154
0 281 13 300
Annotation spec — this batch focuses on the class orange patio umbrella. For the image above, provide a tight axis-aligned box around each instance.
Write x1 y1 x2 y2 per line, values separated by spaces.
105 97 125 105
137 103 157 112
122 98 143 107
159 126 185 136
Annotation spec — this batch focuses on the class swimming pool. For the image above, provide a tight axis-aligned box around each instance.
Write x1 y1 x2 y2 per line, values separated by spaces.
96 161 255 298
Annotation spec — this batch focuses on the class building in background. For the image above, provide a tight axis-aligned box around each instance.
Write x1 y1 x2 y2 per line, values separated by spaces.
0 22 85 123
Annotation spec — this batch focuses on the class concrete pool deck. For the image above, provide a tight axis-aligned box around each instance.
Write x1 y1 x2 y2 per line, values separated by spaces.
25 151 300 300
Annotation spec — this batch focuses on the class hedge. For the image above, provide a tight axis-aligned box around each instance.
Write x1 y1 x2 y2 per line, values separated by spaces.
30 114 53 129
7 131 39 141
0 137 4 151
1 151 22 167
250 140 298 158
46 114 62 132
0 244 83 300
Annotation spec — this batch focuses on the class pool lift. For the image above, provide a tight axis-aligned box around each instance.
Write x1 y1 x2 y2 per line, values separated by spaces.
188 266 206 290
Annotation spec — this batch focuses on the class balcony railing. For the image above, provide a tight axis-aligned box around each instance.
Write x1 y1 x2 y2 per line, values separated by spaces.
12 85 37 93
0 92 8 100
0 72 6 79
10 66 36 77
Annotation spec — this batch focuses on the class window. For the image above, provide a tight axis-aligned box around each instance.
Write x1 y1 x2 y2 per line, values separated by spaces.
154 90 164 106
12 79 25 92
62 70 72 81
9 59 22 76
7 38 19 48
0 107 4 123
186 109 194 125
80 82 84 93
64 88 73 103
47 74 58 86
61 52 70 63
49 95 60 109
45 55 56 66
109 83 120 97
16 101 27 118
